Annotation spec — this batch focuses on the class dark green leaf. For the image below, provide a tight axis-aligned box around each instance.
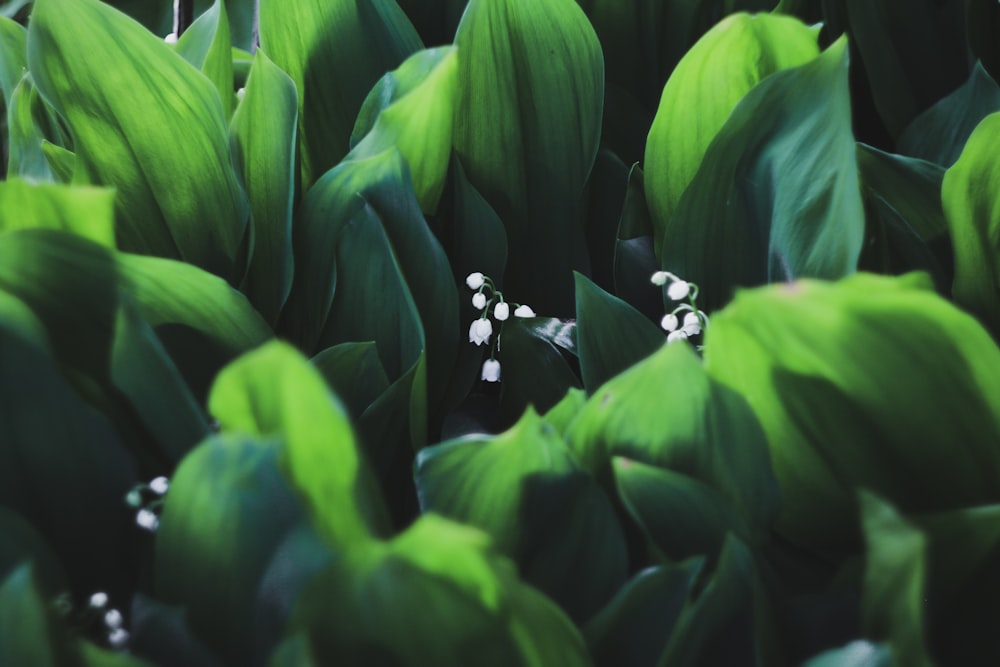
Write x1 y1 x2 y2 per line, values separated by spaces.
613 164 662 321
856 145 947 243
175 0 235 118
312 342 390 419
258 0 422 187
661 38 864 311
28 0 249 278
498 317 581 422
416 408 628 622
0 565 72 667
453 0 603 314
0 507 66 596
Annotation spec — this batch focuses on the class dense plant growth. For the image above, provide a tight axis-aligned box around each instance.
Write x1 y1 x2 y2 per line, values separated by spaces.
2 0 1000 664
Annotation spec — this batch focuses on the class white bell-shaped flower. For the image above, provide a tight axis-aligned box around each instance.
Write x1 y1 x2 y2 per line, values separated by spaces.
650 271 670 286
494 302 510 321
149 476 169 495
466 272 485 290
666 329 689 344
481 358 501 382
136 509 159 531
469 318 493 346
667 280 691 301
164 32 178 44
88 592 109 609
682 312 702 336
472 292 487 310
514 304 536 318
660 313 679 332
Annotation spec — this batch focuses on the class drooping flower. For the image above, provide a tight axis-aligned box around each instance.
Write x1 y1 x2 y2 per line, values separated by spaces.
514 304 535 317
136 508 160 531
469 318 493 346
472 292 487 310
481 358 501 382
667 280 691 301
494 302 510 321
466 272 485 290
164 32 178 44
667 329 689 344
660 313 679 332
651 271 670 286
149 476 169 495
682 312 702 336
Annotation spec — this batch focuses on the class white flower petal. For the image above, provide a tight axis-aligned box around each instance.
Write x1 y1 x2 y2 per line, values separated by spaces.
465 272 485 290
469 318 493 346
88 592 108 609
472 292 487 310
667 280 691 301
660 313 679 332
164 32 178 44
514 304 536 318
650 271 670 286
136 509 159 532
104 609 123 629
149 476 169 495
494 302 510 321
667 330 689 344
682 312 702 335
481 359 501 382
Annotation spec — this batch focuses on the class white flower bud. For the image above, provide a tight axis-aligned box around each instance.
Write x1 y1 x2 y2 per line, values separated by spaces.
108 627 130 649
104 609 123 629
88 592 108 609
164 32 178 44
481 359 501 382
472 292 487 310
682 312 702 336
513 304 535 318
494 302 510 321
466 272 485 290
136 509 159 532
660 313 679 332
149 476 169 495
650 271 670 286
236 87 246 102
667 280 691 301
468 318 493 346
667 330 689 344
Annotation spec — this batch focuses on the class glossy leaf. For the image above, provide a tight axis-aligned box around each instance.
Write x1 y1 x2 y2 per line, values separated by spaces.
229 48 298 325
855 145 947 243
942 111 1000 336
661 38 864 311
898 62 1000 168
176 0 234 119
294 514 593 666
704 273 1000 553
0 179 115 246
349 46 458 213
258 0 422 187
498 317 582 422
415 408 628 622
27 0 249 278
574 272 663 392
208 341 390 547
644 12 820 248
453 0 603 314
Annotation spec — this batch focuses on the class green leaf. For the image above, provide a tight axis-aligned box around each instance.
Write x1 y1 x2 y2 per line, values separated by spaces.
613 164 662 321
567 342 779 535
942 111 1000 336
208 341 389 547
0 179 115 246
0 507 66 597
703 273 1000 554
349 46 457 213
176 0 234 119
644 12 820 249
898 62 1000 168
6 74 57 181
582 149 629 294
0 565 71 667
294 515 593 666
312 342 390 419
453 0 604 314
0 15 27 104
498 317 582 422
229 48 298 325
574 272 663 393
855 145 947 243
28 0 249 279
415 408 628 622
156 434 308 664
859 492 933 667
40 140 74 182
258 0 422 187
660 37 864 311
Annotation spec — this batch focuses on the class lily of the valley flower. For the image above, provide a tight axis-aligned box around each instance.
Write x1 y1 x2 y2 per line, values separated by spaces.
469 318 493 346
667 280 692 301
514 304 535 317
494 301 510 321
661 313 679 332
682 312 702 336
481 358 501 382
466 272 485 290
667 330 689 344
472 292 487 309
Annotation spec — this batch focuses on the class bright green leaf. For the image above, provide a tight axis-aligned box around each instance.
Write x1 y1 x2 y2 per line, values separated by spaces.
0 179 115 246
176 0 234 118
0 15 26 103
6 74 56 181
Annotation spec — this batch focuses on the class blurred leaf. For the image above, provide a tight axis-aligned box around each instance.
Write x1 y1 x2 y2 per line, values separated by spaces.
541 387 586 435
156 434 305 664
644 12 820 249
704 274 1000 554
208 341 389 546
661 38 864 311
349 46 457 213
0 14 26 103
574 272 663 392
453 0 603 315
6 74 56 180
0 565 71 667
567 342 779 536
294 514 593 666
40 140 74 182
584 561 703 667
176 0 234 118
499 317 582 422
0 507 66 596
855 145 947 243
78 643 155 667
942 111 1000 336
229 48 298 325
416 408 628 622
128 595 223 667
258 0 421 187
0 179 115 246
898 62 1000 168
614 458 750 561
312 342 390 419
801 642 893 667
859 492 933 667
28 0 249 278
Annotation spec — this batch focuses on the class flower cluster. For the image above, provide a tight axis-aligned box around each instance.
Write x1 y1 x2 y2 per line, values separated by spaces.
465 272 535 382
651 271 709 346
53 590 130 650
125 475 169 532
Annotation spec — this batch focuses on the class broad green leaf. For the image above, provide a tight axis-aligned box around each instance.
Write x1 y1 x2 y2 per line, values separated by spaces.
840 0 971 139
498 317 582 423
855 145 947 243
208 341 389 547
613 164 662 321
176 0 235 119
801 642 893 667
415 408 628 622
0 179 115 246
614 458 750 561
859 493 933 667
644 12 820 248
704 274 1000 553
942 112 1000 336
349 46 457 213
898 62 1000 168
157 434 307 664
567 342 779 535
453 0 603 315
40 140 74 182
127 595 225 667
258 0 422 187
660 37 864 311
0 565 68 667
28 0 249 279
294 515 593 666
312 342 390 419
229 49 297 325
6 74 55 181
0 14 26 103
0 507 66 596
574 272 663 392
541 387 586 435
